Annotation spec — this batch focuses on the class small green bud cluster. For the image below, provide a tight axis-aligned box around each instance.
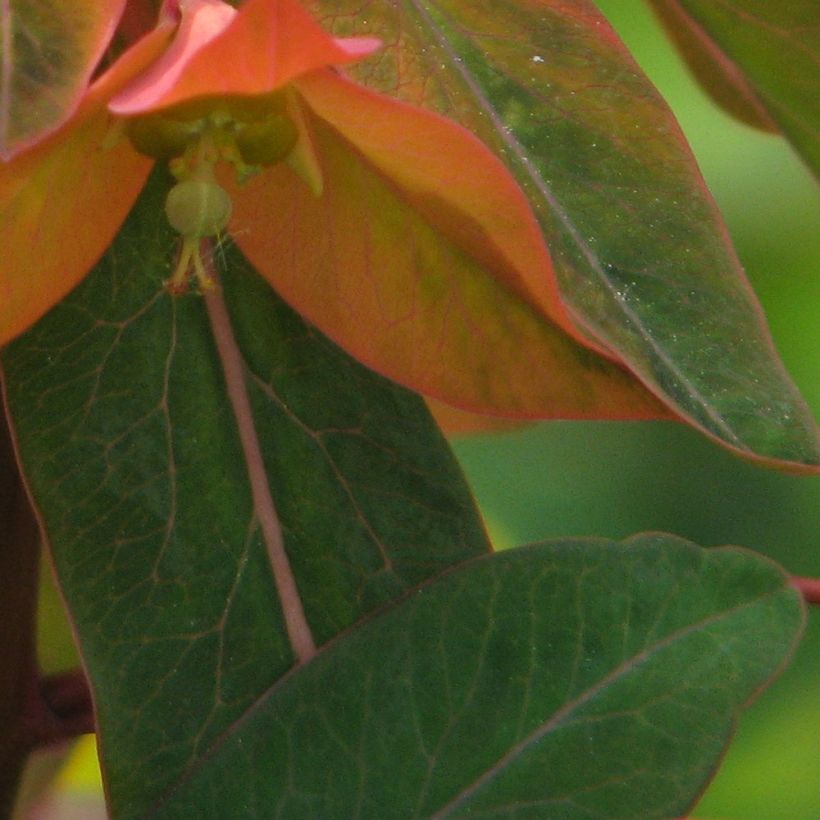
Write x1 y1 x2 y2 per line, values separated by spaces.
124 92 302 292
126 91 298 169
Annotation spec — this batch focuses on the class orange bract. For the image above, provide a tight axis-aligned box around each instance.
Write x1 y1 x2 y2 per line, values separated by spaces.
0 0 669 426
0 23 173 345
109 0 381 115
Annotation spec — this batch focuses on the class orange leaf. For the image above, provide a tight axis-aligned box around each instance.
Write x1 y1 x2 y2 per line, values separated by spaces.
0 0 126 159
297 71 607 356
0 24 174 346
425 399 535 436
110 0 380 115
228 76 669 421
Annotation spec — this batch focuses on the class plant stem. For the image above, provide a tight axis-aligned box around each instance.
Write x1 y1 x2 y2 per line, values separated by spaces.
202 263 317 665
0 405 40 813
40 672 94 735
26 671 95 746
791 576 820 605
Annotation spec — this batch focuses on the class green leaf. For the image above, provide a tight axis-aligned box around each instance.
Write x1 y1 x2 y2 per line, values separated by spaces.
1 167 490 814
0 0 125 159
311 0 820 470
146 535 803 818
648 0 820 178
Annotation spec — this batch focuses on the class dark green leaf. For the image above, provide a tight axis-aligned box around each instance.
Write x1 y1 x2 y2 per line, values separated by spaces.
150 535 803 818
1 167 490 814
311 0 820 470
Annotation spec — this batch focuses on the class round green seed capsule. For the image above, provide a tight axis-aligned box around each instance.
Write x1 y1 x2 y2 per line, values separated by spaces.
165 178 233 238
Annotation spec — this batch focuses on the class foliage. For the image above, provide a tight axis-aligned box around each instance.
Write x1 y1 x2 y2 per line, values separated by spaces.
0 0 817 816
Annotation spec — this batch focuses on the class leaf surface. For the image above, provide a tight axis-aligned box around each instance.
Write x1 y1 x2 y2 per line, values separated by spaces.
0 0 125 158
1 167 490 815
0 21 174 347
232 74 668 423
306 0 820 470
149 535 803 818
648 0 820 177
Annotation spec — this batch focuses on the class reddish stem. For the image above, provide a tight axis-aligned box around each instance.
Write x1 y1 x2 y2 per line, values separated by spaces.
202 263 317 665
38 671 95 741
23 670 95 750
791 576 820 605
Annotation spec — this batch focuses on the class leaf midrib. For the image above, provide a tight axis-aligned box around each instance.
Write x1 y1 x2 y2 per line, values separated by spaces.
405 0 744 447
148 545 789 818
430 580 786 817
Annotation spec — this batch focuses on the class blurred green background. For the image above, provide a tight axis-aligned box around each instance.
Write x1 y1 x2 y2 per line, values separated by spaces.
28 1 820 817
454 1 820 817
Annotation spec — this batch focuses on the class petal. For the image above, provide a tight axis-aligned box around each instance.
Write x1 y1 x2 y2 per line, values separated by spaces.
110 0 381 115
228 76 669 421
108 0 237 114
0 24 173 346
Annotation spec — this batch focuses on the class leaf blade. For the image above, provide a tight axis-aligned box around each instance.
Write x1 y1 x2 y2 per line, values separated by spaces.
149 535 804 818
0 20 174 348
1 166 490 815
231 81 670 424
0 0 125 158
648 0 820 178
306 0 820 469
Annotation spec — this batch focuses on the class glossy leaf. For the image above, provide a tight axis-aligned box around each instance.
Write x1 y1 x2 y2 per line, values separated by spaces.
144 535 803 817
306 0 820 470
0 0 125 159
648 0 820 178
1 167 490 814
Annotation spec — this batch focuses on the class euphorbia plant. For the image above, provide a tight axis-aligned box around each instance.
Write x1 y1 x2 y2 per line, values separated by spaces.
1 0 818 816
